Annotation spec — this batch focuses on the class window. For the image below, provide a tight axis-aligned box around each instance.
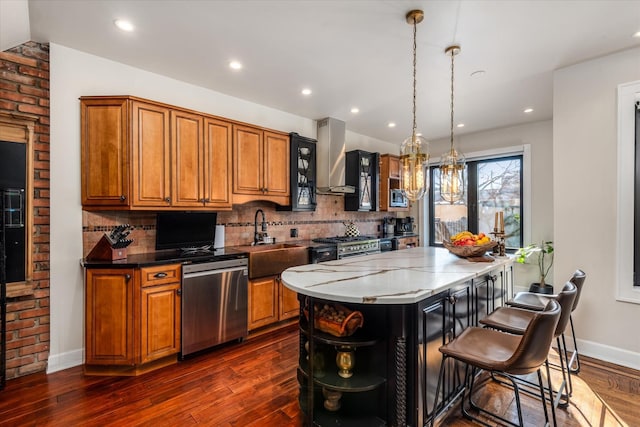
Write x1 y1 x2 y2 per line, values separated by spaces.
616 80 640 303
429 155 523 250
635 100 639 287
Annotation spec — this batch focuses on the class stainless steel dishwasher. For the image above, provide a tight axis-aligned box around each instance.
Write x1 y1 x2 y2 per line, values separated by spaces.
180 257 248 358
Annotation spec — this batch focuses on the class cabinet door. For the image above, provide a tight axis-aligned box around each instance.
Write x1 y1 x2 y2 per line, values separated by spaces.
140 282 181 363
203 118 233 209
263 131 290 197
248 276 278 330
233 125 263 195
80 98 129 207
278 277 299 320
345 150 379 211
172 110 204 207
131 101 171 207
85 269 135 366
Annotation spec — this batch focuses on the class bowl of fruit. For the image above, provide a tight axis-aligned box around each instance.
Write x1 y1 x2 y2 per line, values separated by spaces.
443 231 497 258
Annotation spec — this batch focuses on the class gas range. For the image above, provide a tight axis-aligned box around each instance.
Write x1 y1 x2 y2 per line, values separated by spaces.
312 235 380 259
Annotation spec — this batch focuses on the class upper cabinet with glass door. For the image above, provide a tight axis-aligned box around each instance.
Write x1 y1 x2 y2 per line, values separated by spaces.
278 133 317 211
345 150 380 212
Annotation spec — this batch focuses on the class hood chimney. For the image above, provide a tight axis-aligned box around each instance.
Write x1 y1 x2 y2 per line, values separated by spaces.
316 117 355 194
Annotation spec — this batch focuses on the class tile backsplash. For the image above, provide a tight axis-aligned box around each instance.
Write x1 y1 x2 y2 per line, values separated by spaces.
82 195 396 256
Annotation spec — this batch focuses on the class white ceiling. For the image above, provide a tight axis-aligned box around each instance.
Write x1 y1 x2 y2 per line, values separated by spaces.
19 0 640 143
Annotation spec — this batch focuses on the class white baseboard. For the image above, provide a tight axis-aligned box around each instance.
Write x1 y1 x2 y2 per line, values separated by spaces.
575 338 640 371
46 348 84 374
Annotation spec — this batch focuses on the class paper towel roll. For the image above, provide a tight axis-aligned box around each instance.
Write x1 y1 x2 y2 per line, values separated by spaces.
214 225 225 249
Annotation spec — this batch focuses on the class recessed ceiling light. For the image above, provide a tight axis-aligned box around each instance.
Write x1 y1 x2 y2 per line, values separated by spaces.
633 30 640 38
470 70 486 78
523 108 534 113
350 107 360 114
387 122 396 128
301 88 312 96
114 19 135 32
456 123 465 128
229 61 242 70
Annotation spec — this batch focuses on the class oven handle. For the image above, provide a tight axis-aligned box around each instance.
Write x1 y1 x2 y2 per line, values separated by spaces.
183 266 247 280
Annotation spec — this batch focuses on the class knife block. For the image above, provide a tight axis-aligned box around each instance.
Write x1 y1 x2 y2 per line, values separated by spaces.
86 234 128 261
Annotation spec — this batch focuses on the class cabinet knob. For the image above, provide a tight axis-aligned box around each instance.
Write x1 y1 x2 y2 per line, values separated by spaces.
448 295 458 305
176 289 182 296
205 198 210 203
120 195 126 201
165 197 171 203
125 274 131 282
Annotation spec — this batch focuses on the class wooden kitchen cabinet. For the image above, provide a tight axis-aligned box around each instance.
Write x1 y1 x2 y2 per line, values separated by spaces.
80 97 130 207
171 111 233 209
80 95 233 211
85 264 182 375
140 282 181 364
380 154 408 212
85 268 136 367
279 278 299 320
394 235 419 250
131 101 171 207
248 275 279 330
248 275 299 331
232 124 290 205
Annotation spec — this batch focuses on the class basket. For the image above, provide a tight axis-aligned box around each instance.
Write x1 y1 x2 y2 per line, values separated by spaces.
304 301 364 337
443 240 497 258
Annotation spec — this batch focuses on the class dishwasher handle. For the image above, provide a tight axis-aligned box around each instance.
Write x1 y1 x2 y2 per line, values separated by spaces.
182 266 247 280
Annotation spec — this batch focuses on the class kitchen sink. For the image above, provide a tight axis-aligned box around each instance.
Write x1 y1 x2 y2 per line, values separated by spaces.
239 243 308 279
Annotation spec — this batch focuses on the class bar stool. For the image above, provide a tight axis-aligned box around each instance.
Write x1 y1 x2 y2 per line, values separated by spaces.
480 281 577 409
506 269 586 374
431 300 561 427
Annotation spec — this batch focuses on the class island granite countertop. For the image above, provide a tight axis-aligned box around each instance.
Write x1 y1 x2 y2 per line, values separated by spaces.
281 246 512 305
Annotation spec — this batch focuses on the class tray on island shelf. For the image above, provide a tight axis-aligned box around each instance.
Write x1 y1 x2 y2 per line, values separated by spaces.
304 301 364 338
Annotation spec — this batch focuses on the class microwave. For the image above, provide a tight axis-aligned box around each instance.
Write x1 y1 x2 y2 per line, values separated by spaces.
390 189 408 207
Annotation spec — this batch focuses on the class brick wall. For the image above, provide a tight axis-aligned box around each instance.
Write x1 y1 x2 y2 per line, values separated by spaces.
0 42 50 378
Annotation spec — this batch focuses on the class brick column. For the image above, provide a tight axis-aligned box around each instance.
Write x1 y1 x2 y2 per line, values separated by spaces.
0 42 51 378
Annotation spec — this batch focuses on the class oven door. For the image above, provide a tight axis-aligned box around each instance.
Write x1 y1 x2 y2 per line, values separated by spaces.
309 245 337 263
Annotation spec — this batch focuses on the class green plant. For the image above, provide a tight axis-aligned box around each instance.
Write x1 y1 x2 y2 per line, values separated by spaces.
515 241 554 286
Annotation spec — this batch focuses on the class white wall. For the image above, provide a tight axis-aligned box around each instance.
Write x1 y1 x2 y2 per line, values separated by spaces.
429 120 554 288
48 43 394 372
554 47 640 369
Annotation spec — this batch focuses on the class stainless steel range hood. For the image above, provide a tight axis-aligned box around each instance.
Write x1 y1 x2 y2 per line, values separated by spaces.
316 117 355 194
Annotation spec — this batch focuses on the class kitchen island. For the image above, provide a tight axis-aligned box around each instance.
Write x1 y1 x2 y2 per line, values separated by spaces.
281 246 513 426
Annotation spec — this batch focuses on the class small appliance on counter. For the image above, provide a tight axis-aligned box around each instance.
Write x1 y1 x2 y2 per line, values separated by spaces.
395 217 415 236
383 216 395 237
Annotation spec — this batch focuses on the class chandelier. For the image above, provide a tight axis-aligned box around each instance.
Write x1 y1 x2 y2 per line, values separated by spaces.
440 45 465 203
400 9 429 202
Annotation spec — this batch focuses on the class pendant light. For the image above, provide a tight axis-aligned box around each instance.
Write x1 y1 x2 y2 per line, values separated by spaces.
440 45 465 204
400 10 429 202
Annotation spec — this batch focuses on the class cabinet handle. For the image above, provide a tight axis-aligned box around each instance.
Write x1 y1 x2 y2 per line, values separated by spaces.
154 272 168 278
165 197 171 203
120 195 126 201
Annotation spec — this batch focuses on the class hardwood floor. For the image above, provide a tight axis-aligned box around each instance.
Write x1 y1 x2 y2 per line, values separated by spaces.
1 325 638 426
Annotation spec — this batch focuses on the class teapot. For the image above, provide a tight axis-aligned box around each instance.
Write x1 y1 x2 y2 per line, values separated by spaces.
343 221 360 237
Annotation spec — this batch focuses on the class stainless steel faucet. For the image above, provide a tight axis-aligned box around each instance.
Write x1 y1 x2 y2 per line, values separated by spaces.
254 209 268 245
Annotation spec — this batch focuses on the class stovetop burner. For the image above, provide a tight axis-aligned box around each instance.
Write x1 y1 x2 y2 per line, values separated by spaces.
313 235 377 244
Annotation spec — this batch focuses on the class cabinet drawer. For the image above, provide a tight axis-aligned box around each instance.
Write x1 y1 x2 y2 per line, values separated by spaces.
140 264 181 287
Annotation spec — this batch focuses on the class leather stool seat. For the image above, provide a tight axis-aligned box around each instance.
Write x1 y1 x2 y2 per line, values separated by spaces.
481 281 577 413
431 300 561 427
